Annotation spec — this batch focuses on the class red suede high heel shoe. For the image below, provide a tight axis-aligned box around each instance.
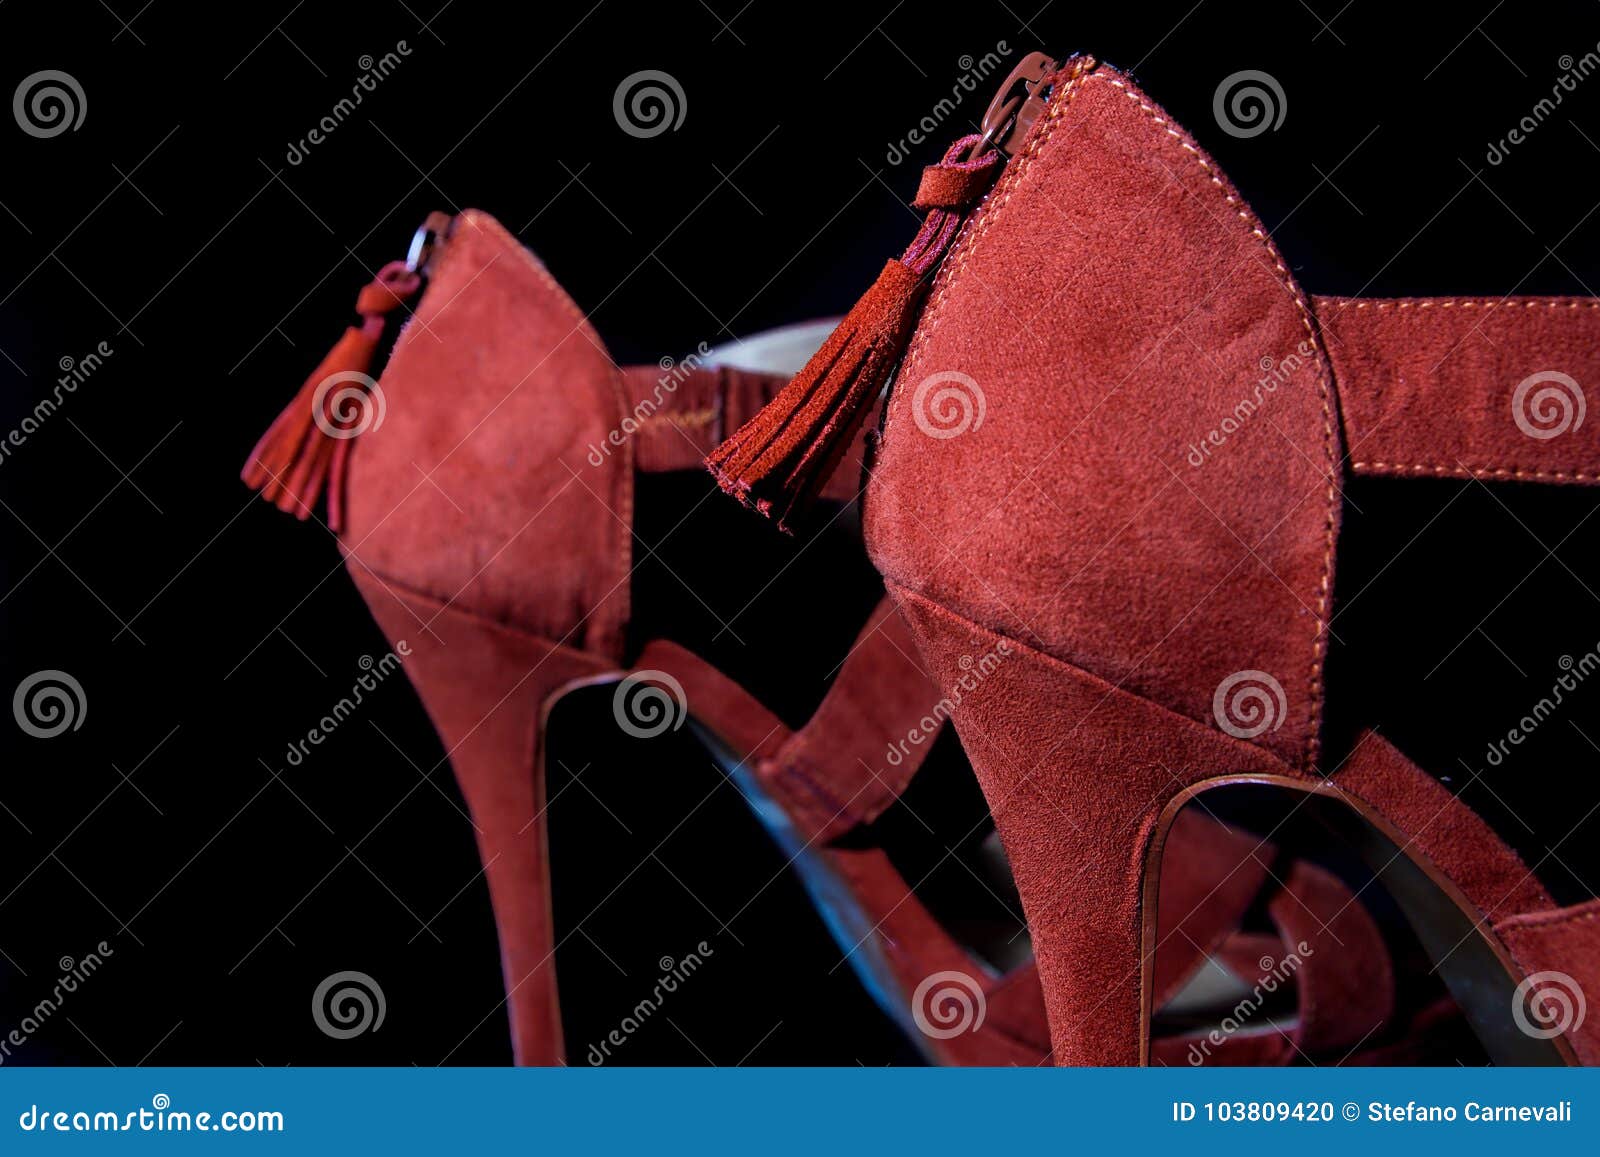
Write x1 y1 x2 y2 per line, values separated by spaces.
709 54 1600 1066
242 207 1067 1064
248 206 1474 1066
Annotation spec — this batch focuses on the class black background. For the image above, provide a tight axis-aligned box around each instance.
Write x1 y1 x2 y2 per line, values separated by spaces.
3 0 1600 1065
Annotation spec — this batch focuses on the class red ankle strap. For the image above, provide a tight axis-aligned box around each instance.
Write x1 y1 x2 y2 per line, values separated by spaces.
758 598 941 842
1316 295 1600 484
623 364 785 473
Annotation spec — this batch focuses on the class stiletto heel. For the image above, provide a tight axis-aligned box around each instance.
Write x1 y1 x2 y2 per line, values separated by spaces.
887 583 1304 1065
246 209 1063 1064
349 571 612 1064
709 52 1600 1065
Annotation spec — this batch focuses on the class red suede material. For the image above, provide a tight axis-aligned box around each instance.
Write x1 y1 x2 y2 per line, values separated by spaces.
824 845 1043 1065
632 638 791 764
911 152 1005 212
242 325 378 516
350 569 612 1066
341 210 633 661
629 361 876 505
1150 810 1271 1009
1334 730 1552 920
244 261 422 530
1158 854 1395 1063
623 365 785 474
326 208 1451 1067
889 582 1308 1065
1316 296 1600 483
1493 898 1600 1064
864 63 1341 774
982 962 1053 1057
707 259 926 529
757 598 946 842
1266 859 1393 1052
857 63 1600 1064
634 620 1334 1067
1154 1024 1293 1066
1153 997 1468 1068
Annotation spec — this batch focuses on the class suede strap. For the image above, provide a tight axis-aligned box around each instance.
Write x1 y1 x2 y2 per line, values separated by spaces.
756 598 938 843
633 598 941 844
1315 295 1600 484
624 363 872 503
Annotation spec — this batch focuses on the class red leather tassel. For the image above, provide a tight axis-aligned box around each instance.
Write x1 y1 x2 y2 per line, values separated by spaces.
241 261 420 532
706 135 1005 531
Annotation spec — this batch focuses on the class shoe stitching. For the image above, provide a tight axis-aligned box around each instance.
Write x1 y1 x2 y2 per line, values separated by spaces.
1099 73 1340 775
1353 461 1600 483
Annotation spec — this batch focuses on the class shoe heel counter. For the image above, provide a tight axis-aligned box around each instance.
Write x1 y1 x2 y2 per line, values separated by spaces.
865 66 1341 769
343 210 632 658
888 583 1294 1063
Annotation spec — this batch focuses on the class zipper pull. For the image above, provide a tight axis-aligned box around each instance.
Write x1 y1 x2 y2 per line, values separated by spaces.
706 53 1073 532
976 50 1059 158
241 212 450 531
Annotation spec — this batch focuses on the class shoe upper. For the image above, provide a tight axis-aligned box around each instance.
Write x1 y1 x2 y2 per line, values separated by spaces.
340 209 637 660
863 61 1339 771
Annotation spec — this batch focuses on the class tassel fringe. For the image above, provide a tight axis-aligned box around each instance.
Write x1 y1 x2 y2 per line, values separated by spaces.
241 261 420 532
705 134 1007 532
